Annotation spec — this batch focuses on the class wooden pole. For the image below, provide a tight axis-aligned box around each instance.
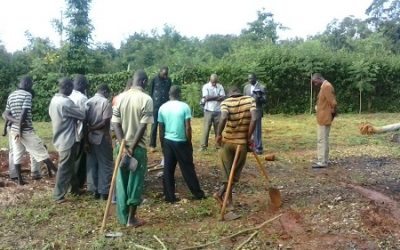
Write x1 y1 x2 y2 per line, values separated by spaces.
220 145 242 220
310 73 313 114
100 139 126 233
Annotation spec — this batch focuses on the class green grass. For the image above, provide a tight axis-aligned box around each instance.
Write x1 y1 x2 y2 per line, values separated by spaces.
1 113 400 249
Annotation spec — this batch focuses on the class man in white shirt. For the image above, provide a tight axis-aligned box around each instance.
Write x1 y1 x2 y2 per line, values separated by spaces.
200 74 225 151
69 74 88 191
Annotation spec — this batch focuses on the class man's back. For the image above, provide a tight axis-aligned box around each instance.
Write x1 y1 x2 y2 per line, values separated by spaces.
49 93 84 151
112 87 153 148
86 94 112 145
151 75 172 108
220 95 256 145
6 89 33 132
158 100 191 142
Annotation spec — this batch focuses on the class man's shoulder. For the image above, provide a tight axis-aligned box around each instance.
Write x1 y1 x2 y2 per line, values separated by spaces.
9 89 31 98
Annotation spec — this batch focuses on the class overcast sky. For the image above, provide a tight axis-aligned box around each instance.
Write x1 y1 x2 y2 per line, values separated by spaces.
0 0 372 52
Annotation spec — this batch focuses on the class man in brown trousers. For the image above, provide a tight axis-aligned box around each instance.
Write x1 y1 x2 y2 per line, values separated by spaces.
312 73 337 168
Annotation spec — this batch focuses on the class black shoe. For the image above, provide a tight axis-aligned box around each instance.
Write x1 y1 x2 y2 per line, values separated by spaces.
165 198 180 203
32 175 42 180
312 163 327 168
93 192 100 199
100 194 109 200
192 195 207 200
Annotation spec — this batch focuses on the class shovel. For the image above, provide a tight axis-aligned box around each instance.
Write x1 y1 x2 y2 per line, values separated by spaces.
220 145 242 221
251 150 282 208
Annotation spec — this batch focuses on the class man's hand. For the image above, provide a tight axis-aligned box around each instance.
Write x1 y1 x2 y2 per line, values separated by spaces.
216 135 222 147
84 143 90 153
124 144 133 157
247 138 254 151
14 133 21 143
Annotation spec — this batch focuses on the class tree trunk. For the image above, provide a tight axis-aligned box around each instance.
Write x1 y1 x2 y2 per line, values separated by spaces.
359 88 362 114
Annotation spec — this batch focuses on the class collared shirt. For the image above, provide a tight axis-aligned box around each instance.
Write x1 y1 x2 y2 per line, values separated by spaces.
86 93 112 145
69 89 88 141
150 75 172 109
221 95 256 145
202 82 225 112
49 93 85 152
158 100 191 142
111 87 154 148
243 81 266 111
6 89 34 133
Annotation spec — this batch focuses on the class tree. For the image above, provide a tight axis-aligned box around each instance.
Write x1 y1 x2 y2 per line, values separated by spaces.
241 9 285 43
366 0 400 52
349 59 378 113
321 16 371 51
64 0 93 74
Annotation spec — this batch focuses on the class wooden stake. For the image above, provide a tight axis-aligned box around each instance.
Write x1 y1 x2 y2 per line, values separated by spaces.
100 139 126 234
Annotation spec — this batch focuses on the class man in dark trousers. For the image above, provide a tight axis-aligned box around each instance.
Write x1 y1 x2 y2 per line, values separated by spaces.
69 74 88 190
86 84 113 200
5 76 57 185
49 78 85 203
243 73 266 155
149 66 172 152
158 85 205 203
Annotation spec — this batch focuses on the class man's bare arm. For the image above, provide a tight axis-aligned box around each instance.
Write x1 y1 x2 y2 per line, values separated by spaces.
2 110 19 123
247 110 257 146
159 123 165 148
112 122 124 142
129 123 147 153
216 111 228 146
185 119 192 143
89 118 110 131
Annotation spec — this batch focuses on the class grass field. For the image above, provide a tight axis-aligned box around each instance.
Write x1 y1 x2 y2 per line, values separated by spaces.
1 113 400 249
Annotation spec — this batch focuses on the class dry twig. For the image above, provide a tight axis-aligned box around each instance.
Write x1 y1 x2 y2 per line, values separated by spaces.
235 230 259 250
179 213 282 250
153 235 167 250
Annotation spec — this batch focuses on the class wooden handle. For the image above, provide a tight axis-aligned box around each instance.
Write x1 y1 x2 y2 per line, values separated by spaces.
220 145 242 220
252 150 269 181
100 139 126 233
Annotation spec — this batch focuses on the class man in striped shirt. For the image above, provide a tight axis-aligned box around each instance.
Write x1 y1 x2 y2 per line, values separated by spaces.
5 76 57 185
214 86 257 208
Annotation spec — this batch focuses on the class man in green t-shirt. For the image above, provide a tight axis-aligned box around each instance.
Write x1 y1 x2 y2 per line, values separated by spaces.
158 86 205 203
111 70 154 227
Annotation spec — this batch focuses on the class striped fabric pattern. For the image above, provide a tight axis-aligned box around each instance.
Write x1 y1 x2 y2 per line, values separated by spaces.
220 95 256 145
6 89 33 132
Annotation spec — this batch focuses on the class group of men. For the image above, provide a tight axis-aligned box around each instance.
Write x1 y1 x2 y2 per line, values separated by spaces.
3 67 337 227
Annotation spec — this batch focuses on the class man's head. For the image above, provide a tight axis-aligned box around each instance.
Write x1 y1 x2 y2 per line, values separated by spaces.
159 66 169 79
58 77 74 96
248 73 257 85
97 84 111 99
73 74 88 93
19 76 33 91
228 86 242 97
210 74 218 86
312 73 325 87
169 85 181 100
132 70 148 89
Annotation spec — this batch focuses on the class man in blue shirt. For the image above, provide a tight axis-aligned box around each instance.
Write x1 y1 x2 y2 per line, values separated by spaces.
158 86 205 203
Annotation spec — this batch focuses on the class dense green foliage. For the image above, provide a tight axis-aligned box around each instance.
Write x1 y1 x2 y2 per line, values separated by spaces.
1 1 400 120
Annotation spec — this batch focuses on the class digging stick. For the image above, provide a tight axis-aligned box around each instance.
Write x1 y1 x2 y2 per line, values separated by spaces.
100 139 126 233
220 144 242 220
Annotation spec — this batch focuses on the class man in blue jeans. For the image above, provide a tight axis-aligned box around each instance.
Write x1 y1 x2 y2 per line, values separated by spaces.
158 85 205 203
